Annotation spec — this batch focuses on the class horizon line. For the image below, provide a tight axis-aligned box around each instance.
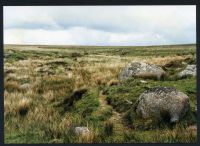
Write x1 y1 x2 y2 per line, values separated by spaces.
3 43 196 47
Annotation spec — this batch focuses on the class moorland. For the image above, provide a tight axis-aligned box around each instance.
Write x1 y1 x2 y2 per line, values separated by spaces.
4 44 197 143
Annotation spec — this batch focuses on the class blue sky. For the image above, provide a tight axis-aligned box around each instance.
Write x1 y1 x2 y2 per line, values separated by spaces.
4 6 196 46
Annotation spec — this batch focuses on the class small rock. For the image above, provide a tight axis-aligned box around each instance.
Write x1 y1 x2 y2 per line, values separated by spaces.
178 65 196 78
135 87 190 123
74 127 90 136
140 80 147 84
182 62 187 65
20 83 31 90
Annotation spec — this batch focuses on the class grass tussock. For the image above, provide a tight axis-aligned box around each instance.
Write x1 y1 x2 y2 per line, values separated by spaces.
5 81 23 92
107 79 120 86
35 76 75 98
104 121 114 136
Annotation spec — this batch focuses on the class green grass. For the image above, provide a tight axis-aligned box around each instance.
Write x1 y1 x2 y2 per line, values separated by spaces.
72 88 100 118
4 44 197 143
105 77 196 128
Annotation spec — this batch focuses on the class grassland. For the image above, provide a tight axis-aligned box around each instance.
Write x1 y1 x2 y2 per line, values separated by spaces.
4 44 197 143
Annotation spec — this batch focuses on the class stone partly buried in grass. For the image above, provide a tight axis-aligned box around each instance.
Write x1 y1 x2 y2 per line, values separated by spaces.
74 127 90 136
119 62 165 81
135 87 190 123
20 83 31 90
178 65 196 78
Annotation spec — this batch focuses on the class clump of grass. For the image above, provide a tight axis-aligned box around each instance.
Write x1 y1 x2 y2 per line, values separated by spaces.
120 50 129 56
43 90 55 102
186 125 197 138
71 52 82 58
4 68 16 75
5 51 27 62
123 109 136 126
73 88 99 118
5 74 18 82
153 125 197 143
45 60 69 66
182 55 196 64
84 51 89 55
107 79 120 86
72 67 92 88
90 106 113 122
5 81 23 92
35 76 75 98
163 59 184 68
104 121 113 136
77 131 96 143
96 78 103 86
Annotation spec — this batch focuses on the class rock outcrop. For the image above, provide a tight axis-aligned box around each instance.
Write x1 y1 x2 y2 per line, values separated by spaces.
178 65 196 78
135 87 190 123
119 62 165 80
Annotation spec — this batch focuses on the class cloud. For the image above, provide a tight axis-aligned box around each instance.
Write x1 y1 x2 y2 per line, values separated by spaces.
3 6 196 46
3 27 178 46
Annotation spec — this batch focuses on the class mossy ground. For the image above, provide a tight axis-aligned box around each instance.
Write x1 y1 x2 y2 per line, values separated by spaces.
4 44 197 143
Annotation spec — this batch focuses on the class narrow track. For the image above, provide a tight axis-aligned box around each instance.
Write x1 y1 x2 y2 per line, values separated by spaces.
99 91 126 135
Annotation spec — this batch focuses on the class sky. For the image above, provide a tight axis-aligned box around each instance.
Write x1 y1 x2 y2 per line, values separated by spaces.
3 6 196 46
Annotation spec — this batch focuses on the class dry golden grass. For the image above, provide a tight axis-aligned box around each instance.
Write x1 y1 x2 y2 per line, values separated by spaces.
147 55 191 67
43 90 55 102
4 45 196 143
186 125 197 137
153 125 197 143
4 81 23 92
107 79 120 86
4 92 26 117
77 134 95 143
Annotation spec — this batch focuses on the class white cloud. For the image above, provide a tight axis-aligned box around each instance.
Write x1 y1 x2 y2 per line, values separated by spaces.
3 27 173 46
3 6 196 46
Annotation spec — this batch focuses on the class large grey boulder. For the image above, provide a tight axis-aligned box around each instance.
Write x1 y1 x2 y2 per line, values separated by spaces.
74 127 90 136
135 87 189 123
119 62 165 81
178 65 196 78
